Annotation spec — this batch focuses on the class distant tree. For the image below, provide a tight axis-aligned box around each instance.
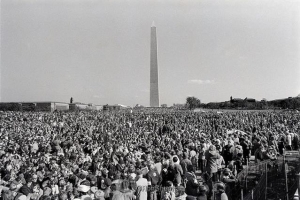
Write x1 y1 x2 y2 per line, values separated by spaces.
70 97 73 104
186 96 201 109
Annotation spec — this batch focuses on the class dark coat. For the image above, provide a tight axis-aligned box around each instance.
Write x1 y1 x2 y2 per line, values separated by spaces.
205 150 220 173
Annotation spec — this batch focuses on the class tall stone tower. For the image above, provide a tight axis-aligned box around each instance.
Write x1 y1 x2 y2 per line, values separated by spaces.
150 21 160 107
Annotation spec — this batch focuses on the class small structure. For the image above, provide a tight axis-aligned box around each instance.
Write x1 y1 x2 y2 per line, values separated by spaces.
103 104 131 111
244 97 256 102
231 98 244 103
0 102 69 112
69 102 90 111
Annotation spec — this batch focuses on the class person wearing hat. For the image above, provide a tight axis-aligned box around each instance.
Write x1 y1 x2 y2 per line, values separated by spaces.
77 180 91 199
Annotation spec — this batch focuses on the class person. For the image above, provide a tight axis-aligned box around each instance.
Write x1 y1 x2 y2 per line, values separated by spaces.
135 170 147 200
222 141 234 167
112 180 135 200
286 132 292 150
278 138 285 155
221 168 237 200
232 142 243 160
205 145 220 182
198 185 208 200
254 145 266 163
234 153 244 174
184 170 200 200
216 154 225 182
94 190 105 200
240 136 251 164
180 152 192 176
198 143 206 173
215 182 228 200
266 146 277 161
251 138 261 156
171 157 183 186
292 133 299 150
160 181 175 200
146 163 161 200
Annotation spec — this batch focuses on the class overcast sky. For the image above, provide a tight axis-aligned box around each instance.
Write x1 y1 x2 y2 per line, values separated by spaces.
1 0 300 106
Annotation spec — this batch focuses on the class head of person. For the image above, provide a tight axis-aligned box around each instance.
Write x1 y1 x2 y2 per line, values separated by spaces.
173 157 178 163
121 180 129 190
209 145 216 152
32 174 38 183
216 182 226 193
136 170 143 178
182 152 188 159
223 168 231 176
93 190 104 200
43 187 52 196
165 181 173 187
199 185 208 195
9 181 18 191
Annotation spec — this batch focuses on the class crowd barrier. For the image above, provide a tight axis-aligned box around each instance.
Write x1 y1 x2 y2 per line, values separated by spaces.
221 152 300 200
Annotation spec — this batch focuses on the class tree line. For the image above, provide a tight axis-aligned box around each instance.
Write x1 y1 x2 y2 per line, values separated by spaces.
186 96 300 110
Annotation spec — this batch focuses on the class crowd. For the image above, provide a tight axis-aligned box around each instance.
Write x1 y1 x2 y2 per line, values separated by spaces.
0 109 299 200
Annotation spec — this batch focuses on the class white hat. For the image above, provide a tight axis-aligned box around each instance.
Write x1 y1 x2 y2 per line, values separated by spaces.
17 195 27 200
78 185 91 193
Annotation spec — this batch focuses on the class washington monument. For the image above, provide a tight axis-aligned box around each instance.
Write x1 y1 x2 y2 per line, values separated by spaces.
150 21 160 107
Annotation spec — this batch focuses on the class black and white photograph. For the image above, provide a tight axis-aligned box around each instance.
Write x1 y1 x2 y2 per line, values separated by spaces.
1 0 300 200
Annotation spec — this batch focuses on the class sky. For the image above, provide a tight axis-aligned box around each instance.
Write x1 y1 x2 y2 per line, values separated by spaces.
1 0 300 106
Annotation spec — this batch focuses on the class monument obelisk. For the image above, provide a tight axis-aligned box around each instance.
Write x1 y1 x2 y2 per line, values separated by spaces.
150 21 160 107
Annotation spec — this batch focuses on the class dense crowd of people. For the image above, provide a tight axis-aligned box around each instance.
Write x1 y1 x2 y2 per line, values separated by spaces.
0 109 299 200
